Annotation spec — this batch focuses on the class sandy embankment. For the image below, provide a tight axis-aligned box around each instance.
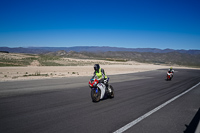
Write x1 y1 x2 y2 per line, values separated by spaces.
0 61 196 82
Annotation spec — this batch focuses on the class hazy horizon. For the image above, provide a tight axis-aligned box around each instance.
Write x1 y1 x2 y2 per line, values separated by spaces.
1 45 200 51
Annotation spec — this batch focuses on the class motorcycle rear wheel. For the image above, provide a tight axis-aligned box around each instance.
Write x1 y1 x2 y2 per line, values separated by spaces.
109 85 114 98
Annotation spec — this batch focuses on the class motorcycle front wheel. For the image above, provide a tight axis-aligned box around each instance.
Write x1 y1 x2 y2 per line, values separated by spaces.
91 88 101 102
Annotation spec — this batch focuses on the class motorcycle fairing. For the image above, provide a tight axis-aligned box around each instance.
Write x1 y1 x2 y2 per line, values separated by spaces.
97 83 105 99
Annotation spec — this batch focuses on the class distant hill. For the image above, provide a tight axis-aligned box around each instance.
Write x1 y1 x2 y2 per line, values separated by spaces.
0 46 200 55
0 47 200 67
44 50 200 68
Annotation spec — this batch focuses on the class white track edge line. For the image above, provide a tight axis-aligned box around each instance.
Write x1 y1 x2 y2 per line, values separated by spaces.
114 82 200 133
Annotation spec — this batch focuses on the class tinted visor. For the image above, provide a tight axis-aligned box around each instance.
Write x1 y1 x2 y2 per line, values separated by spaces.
94 66 98 71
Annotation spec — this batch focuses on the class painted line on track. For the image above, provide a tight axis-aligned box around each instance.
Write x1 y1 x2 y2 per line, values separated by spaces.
114 82 200 133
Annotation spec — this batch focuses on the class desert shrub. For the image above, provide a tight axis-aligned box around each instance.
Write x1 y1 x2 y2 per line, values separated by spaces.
72 72 76 74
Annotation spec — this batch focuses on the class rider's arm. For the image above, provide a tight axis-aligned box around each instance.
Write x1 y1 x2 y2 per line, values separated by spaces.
101 69 106 79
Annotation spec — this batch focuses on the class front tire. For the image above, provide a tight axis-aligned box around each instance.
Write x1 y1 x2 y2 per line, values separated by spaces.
91 88 101 102
167 75 171 81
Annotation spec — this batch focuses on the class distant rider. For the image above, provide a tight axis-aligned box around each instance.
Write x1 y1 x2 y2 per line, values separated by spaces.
168 67 174 77
168 67 174 73
93 64 109 91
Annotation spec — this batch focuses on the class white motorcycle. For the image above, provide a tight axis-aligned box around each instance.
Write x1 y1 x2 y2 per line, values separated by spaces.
88 76 114 102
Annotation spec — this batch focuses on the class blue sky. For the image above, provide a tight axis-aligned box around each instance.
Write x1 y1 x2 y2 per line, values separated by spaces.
0 0 200 50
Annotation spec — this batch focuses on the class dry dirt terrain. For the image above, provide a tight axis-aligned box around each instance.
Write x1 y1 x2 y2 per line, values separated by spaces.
0 60 196 82
1 52 198 82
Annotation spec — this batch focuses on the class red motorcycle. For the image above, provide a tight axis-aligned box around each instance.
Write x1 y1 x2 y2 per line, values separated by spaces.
167 71 173 81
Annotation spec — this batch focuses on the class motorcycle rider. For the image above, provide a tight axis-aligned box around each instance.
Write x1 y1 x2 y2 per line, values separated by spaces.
93 64 110 92
168 67 174 73
168 67 174 78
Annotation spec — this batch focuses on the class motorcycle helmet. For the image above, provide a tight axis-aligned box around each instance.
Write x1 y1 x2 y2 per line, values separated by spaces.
94 64 100 72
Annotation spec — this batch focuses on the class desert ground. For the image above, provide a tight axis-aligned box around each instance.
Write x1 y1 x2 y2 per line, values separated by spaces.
0 58 197 82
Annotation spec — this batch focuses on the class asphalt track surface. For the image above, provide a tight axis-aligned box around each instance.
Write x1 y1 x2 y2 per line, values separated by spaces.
0 69 200 133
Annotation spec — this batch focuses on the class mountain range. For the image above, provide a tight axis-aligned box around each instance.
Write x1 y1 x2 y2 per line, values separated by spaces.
0 46 200 55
